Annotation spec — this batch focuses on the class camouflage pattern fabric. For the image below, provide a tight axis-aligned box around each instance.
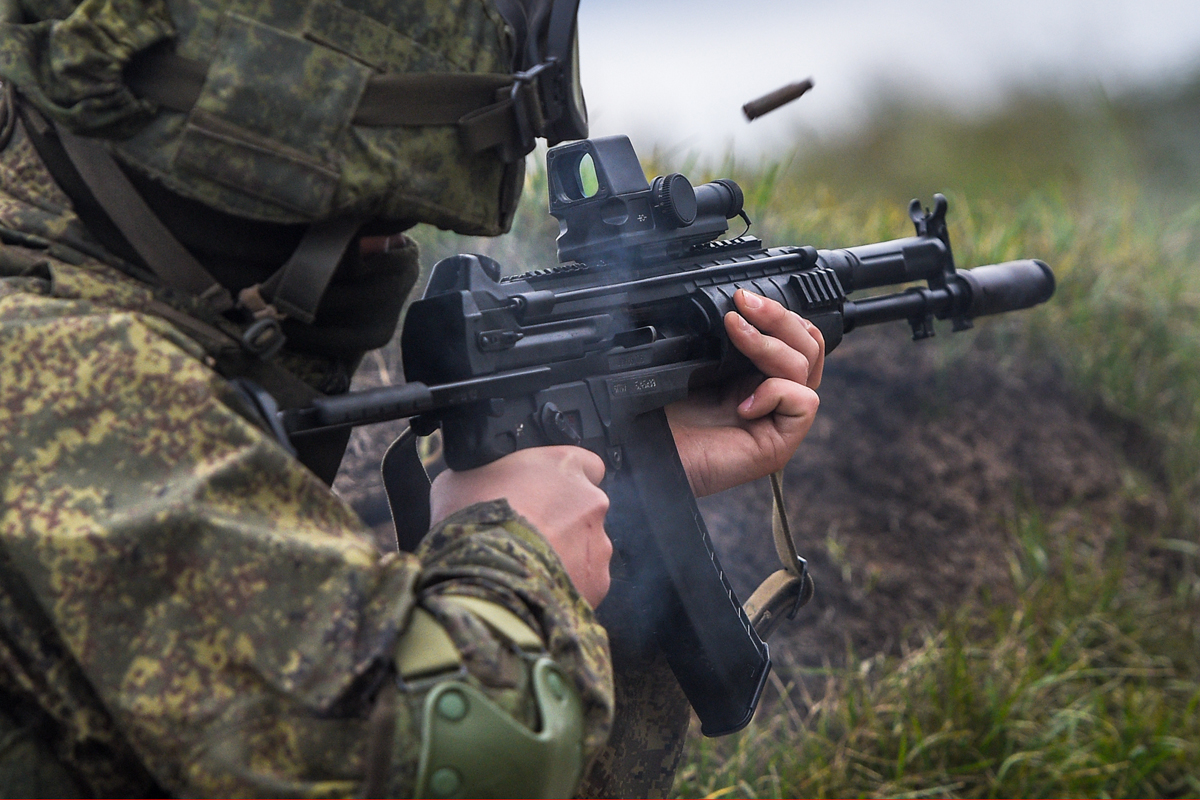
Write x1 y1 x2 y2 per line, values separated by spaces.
0 0 523 235
0 116 613 796
576 637 691 798
0 706 91 797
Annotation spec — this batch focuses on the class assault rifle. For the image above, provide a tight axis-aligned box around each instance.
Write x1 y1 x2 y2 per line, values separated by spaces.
281 135 1055 736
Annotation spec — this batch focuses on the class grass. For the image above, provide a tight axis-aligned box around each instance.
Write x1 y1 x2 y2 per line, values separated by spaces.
399 75 1200 798
661 83 1200 798
674 503 1200 798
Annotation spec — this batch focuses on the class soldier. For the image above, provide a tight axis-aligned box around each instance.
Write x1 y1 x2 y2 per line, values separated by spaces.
0 0 823 796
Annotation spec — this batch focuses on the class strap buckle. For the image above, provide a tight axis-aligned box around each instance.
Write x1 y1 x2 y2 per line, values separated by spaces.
742 470 816 641
507 60 556 158
241 317 286 360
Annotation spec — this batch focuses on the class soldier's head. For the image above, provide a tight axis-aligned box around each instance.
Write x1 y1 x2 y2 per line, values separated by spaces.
0 0 586 361
2 0 586 237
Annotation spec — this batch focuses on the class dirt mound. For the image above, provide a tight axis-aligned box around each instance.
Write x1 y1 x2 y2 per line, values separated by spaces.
702 325 1165 667
334 324 1165 667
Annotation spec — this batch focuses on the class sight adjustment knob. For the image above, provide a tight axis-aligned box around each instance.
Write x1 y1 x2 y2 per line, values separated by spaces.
651 173 698 228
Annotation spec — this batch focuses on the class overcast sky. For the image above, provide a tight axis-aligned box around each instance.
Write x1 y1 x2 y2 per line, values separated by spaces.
575 0 1200 156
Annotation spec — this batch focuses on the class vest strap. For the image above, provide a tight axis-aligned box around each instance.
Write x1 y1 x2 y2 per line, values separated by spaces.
125 49 541 159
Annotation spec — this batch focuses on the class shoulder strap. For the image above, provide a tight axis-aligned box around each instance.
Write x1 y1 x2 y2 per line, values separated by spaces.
257 217 362 325
52 126 234 308
18 99 363 339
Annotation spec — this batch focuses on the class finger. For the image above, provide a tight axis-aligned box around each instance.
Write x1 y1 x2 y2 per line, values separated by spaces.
737 377 820 423
565 446 607 487
551 448 611 523
724 309 814 387
734 290 823 384
802 318 824 388
589 528 614 604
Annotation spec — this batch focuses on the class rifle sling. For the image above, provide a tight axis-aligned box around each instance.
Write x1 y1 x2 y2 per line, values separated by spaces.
742 470 815 641
380 427 432 554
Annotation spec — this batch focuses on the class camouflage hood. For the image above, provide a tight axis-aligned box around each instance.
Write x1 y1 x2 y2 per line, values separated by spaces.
0 0 562 236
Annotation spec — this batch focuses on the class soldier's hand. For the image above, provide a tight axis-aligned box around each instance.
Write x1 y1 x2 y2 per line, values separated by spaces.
429 446 613 607
667 288 824 497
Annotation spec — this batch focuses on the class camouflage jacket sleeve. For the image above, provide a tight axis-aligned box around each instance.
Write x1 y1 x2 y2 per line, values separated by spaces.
0 245 613 796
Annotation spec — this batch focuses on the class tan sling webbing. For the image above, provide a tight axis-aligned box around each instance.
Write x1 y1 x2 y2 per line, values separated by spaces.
743 470 815 641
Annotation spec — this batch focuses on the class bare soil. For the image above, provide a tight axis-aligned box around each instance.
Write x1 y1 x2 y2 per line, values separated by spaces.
333 323 1168 669
701 325 1169 669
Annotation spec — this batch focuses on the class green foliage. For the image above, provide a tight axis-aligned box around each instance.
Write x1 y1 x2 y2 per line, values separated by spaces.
675 509 1200 798
664 79 1200 799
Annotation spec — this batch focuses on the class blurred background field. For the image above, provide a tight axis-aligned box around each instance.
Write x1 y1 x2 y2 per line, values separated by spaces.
661 76 1200 798
336 20 1200 799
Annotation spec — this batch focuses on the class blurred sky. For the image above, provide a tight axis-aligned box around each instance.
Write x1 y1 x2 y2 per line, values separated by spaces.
576 0 1200 157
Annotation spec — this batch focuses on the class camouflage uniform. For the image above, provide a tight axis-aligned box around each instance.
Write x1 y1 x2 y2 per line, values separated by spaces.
0 105 613 796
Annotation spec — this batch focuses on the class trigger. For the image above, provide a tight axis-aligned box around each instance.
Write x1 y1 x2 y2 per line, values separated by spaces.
537 402 582 446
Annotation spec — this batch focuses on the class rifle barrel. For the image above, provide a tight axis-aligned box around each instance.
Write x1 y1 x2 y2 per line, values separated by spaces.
844 259 1054 332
